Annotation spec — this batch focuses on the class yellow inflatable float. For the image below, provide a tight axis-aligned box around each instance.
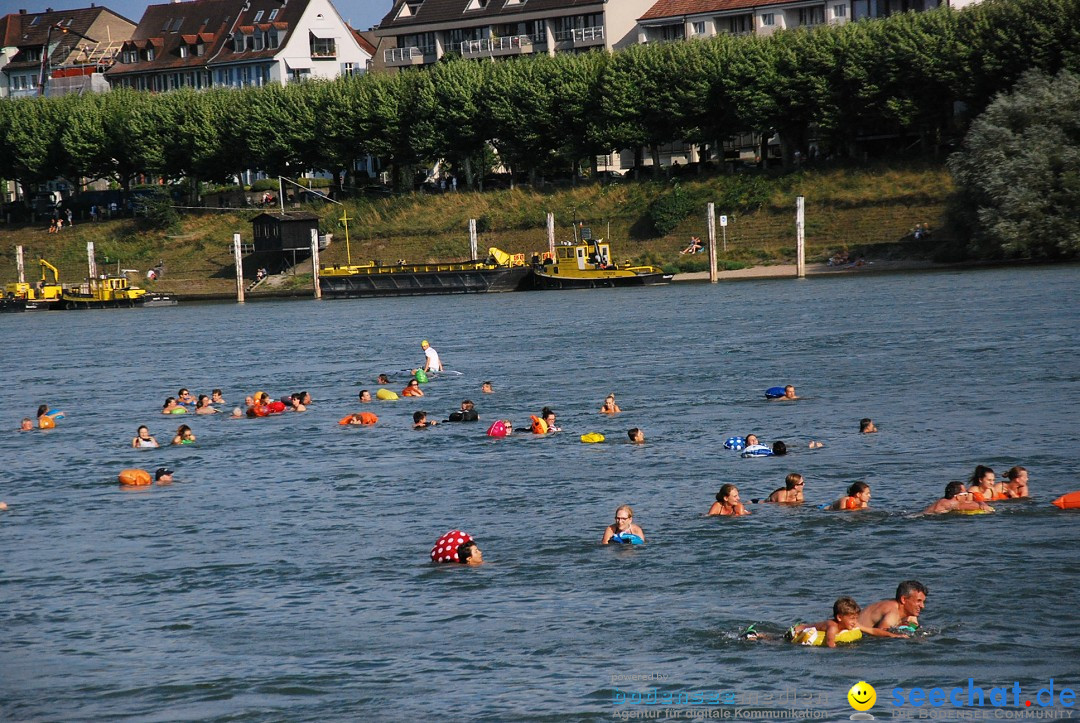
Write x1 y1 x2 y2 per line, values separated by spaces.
580 433 605 443
376 388 398 401
789 627 862 646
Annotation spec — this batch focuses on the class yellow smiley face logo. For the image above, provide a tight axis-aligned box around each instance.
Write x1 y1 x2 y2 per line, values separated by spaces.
848 681 877 711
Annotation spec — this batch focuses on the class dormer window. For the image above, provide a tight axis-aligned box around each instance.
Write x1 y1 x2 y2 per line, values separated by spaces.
268 9 278 20
179 44 188 57
233 33 247 51
464 0 489 10
253 10 264 22
122 48 137 63
29 16 40 25
268 29 280 48
22 47 43 62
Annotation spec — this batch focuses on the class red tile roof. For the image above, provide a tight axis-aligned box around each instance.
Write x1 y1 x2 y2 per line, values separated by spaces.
350 26 376 55
0 6 135 70
640 0 772 21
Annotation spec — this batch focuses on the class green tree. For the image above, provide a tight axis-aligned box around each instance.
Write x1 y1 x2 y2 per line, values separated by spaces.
947 69 1080 259
428 58 489 189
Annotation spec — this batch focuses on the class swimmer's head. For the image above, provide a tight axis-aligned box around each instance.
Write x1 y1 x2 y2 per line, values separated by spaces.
155 467 174 482
627 427 644 443
162 397 176 409
1005 466 1027 483
413 411 426 424
969 465 994 487
746 434 759 446
860 418 876 433
377 374 390 384
458 540 482 565
37 404 49 417
772 440 787 456
481 381 493 392
833 596 860 628
20 417 33 431
896 580 928 616
717 483 739 505
784 385 796 398
848 481 870 499
359 390 372 402
944 480 965 499
785 473 804 490
231 407 243 417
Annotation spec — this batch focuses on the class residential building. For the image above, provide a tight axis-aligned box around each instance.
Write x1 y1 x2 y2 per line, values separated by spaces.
637 0 976 43
373 0 658 72
105 0 372 92
0 6 135 98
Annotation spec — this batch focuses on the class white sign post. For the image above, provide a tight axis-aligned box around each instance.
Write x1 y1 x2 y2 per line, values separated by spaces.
719 215 728 252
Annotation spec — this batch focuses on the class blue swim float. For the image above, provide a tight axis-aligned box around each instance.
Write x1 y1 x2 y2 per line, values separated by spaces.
724 436 746 451
741 444 774 458
610 532 644 545
765 387 786 399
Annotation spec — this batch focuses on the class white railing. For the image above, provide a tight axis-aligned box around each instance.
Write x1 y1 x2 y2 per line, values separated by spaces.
573 26 604 42
384 46 426 63
462 35 530 54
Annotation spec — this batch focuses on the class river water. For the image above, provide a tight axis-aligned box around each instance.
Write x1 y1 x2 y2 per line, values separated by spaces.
1 265 1078 721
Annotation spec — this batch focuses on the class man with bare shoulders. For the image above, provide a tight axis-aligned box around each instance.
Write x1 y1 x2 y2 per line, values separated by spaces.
923 481 993 515
858 580 928 633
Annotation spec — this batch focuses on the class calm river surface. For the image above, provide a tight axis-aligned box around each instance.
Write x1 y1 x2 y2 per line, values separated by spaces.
1 265 1079 722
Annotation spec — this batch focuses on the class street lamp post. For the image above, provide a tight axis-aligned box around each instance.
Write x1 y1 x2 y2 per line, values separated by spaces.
38 22 96 96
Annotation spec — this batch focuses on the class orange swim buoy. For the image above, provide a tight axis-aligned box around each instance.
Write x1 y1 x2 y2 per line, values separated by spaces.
118 468 152 486
530 415 548 435
39 416 56 429
359 412 378 425
1052 490 1080 510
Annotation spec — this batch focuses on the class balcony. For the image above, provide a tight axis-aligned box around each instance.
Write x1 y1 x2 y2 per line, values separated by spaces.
461 35 533 58
384 46 430 67
554 25 605 48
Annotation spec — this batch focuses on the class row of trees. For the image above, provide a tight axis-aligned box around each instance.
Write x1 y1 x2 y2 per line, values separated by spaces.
1 0 1078 196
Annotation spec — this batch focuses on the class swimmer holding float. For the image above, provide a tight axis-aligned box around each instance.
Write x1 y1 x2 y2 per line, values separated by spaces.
602 505 645 544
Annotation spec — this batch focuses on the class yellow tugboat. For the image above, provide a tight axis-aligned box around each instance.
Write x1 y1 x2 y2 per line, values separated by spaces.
3 259 65 311
528 236 671 290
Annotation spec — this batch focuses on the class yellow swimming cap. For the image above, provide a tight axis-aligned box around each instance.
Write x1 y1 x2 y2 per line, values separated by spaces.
421 340 429 346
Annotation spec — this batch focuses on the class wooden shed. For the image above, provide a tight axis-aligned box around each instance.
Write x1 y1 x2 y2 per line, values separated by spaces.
251 212 320 253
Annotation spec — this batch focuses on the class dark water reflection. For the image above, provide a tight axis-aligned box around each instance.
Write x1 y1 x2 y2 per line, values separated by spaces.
1 266 1079 721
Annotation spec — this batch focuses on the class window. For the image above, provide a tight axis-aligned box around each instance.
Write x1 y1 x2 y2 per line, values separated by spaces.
233 34 246 52
727 14 753 33
833 4 847 16
269 9 278 20
122 48 137 63
253 10 264 22
761 13 775 25
798 6 825 25
527 19 545 43
692 21 705 35
162 17 172 31
65 18 74 26
171 18 183 32
253 33 264 50
268 30 279 48
342 62 355 76
29 15 40 25
310 36 336 57
179 44 188 58
143 47 155 61
22 48 43 62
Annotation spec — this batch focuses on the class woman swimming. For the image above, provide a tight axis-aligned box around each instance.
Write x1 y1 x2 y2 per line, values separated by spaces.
601 505 645 544
831 481 871 510
599 394 621 414
131 425 159 448
172 424 196 445
709 484 751 516
402 379 424 397
967 465 996 502
997 466 1030 498
195 395 219 414
161 397 184 415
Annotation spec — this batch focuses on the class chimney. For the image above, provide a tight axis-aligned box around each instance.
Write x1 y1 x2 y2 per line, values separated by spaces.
19 8 27 13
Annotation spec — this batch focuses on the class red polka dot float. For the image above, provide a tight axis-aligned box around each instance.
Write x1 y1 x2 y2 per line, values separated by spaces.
431 529 473 563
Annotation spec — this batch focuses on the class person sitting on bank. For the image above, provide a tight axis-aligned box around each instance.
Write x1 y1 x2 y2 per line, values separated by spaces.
680 236 703 255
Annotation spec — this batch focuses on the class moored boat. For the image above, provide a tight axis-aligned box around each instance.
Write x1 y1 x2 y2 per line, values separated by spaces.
61 275 176 309
3 258 65 310
319 247 530 298
528 238 671 290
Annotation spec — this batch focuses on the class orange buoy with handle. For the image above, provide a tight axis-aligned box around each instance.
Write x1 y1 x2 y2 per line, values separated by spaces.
118 468 152 486
530 415 548 435
1051 491 1080 510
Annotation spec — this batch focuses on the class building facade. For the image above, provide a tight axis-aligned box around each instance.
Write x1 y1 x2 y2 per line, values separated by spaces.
0 6 135 98
105 0 371 92
373 0 657 72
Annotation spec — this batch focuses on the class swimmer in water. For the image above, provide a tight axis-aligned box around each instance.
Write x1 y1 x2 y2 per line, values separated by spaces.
858 580 928 633
171 425 196 445
772 441 788 456
195 395 219 414
211 389 225 405
413 410 438 428
359 390 372 403
541 407 560 432
377 374 391 385
155 467 174 484
745 434 760 447
244 395 255 408
132 425 159 448
923 481 993 514
831 481 871 510
771 384 798 401
230 407 244 418
599 394 621 414
177 388 196 406
627 428 645 444
966 465 996 502
402 379 424 397
19 417 33 431
709 484 750 516
161 397 183 414
289 393 306 412
860 418 878 434
765 473 805 503
601 505 645 544
998 466 1030 498
0 501 7 510
457 540 483 565
789 597 906 648
481 381 493 394
299 391 311 406
37 405 61 428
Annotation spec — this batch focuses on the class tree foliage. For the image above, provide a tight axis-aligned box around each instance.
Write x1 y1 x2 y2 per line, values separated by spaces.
947 70 1080 259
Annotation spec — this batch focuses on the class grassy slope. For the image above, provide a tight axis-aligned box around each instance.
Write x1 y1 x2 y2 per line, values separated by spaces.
0 162 953 297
